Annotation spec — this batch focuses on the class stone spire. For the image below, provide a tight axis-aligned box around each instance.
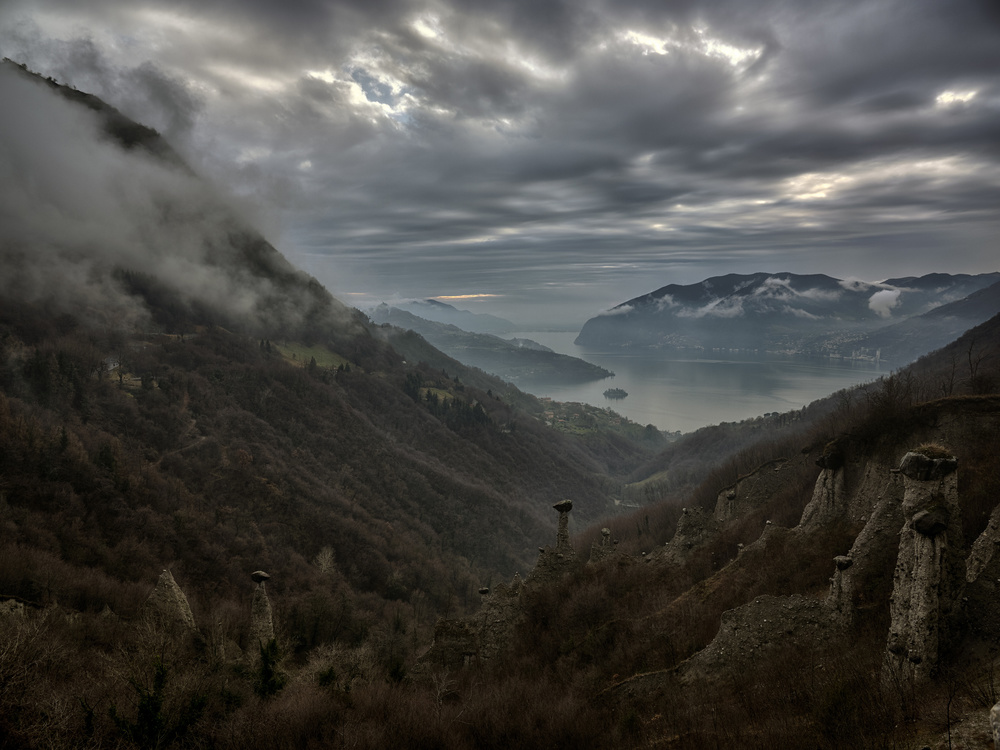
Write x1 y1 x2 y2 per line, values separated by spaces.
250 570 275 646
553 499 574 553
885 447 963 682
143 569 197 631
528 500 578 584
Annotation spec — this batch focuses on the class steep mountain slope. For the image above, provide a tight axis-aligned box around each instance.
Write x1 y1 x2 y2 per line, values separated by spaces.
369 304 614 385
576 271 1000 360
829 278 1000 364
1 61 366 348
394 299 519 334
0 63 655 631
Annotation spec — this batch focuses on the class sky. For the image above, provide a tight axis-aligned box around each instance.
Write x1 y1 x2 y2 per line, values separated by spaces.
1 0 999 328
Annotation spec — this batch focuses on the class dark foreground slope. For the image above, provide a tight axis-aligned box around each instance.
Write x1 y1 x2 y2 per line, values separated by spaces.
4 316 993 749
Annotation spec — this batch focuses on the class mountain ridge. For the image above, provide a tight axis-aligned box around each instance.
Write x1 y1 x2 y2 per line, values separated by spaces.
393 299 519 334
369 303 614 385
576 270 1000 362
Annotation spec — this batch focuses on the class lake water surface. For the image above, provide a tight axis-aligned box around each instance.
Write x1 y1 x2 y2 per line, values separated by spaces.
507 331 886 434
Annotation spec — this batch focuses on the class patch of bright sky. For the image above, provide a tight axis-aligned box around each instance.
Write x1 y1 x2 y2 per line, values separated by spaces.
411 11 566 86
936 89 977 107
781 155 985 205
205 63 288 93
436 294 502 300
621 26 763 69
860 155 981 186
306 69 338 85
306 66 405 120
694 27 763 67
784 172 854 201
412 14 442 39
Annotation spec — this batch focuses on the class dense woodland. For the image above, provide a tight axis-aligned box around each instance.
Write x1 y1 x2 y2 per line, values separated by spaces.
3 61 1000 748
3 289 999 748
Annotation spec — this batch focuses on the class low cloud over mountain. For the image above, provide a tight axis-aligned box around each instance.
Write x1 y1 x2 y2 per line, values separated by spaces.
0 62 352 337
576 271 1000 361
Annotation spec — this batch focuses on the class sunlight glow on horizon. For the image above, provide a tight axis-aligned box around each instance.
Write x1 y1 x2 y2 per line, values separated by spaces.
435 294 504 300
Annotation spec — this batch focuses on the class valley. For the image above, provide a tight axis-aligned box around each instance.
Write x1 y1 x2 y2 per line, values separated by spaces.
505 331 884 433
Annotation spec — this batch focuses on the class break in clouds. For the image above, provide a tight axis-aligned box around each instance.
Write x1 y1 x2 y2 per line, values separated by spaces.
1 0 999 324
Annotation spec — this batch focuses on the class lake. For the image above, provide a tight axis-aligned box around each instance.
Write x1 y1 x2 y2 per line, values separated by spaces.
506 331 886 434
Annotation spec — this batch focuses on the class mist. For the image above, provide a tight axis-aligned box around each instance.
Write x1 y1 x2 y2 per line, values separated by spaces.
0 65 331 336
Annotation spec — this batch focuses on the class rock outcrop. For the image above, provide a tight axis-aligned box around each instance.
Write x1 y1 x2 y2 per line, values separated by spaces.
658 506 718 566
0 599 25 618
143 569 197 631
529 500 577 584
677 595 843 684
799 465 847 529
250 571 275 647
421 501 581 669
823 471 905 627
885 448 963 681
589 527 618 564
423 618 480 670
799 449 899 533
967 501 1000 584
419 574 527 670
477 575 526 662
961 501 1000 642
714 458 790 523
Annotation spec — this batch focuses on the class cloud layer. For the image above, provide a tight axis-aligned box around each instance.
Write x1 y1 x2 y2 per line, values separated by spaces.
1 0 999 325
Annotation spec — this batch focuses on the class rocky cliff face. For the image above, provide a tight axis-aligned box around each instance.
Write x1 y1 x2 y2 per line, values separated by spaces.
823 472 904 627
677 594 843 684
714 458 793 524
884 450 963 681
419 501 578 669
250 579 275 648
420 397 1000 710
143 569 197 631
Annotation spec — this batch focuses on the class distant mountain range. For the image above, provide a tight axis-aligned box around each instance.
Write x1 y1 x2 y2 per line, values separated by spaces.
393 299 519 334
576 272 1000 364
369 304 612 385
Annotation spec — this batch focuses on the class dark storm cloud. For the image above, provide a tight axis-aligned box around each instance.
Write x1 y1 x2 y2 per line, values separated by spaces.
1 0 998 324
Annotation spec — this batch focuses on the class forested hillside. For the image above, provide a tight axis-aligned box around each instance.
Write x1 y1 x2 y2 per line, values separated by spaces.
0 61 664 745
